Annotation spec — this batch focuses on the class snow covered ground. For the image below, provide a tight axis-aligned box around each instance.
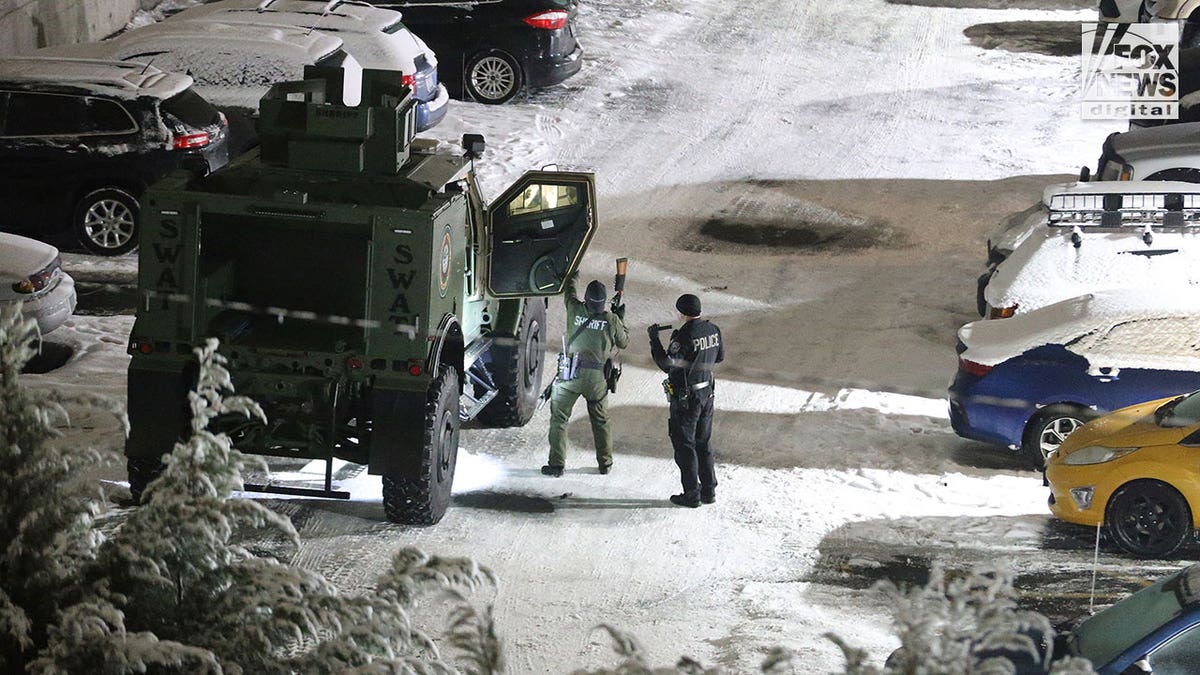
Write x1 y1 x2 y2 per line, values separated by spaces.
23 0 1199 670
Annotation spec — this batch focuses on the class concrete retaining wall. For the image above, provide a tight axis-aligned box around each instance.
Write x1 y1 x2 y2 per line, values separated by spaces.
0 0 147 55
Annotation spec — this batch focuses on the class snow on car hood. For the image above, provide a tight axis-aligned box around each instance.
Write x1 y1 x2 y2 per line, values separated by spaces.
960 288 1200 371
0 233 57 285
984 226 1200 314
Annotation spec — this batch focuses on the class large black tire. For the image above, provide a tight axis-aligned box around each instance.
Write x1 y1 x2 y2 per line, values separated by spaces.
477 299 546 427
465 49 523 104
127 456 164 504
1021 404 1095 469
1106 480 1193 558
74 187 140 256
382 367 461 525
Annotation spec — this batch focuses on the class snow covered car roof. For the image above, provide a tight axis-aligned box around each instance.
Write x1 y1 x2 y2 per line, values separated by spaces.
960 288 1200 371
168 0 436 72
985 181 1200 314
174 0 406 36
90 20 346 64
0 56 193 101
52 21 361 109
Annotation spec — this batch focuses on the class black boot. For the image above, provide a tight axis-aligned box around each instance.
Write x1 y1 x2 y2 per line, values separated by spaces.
598 463 612 475
700 488 715 505
541 464 564 477
670 493 701 508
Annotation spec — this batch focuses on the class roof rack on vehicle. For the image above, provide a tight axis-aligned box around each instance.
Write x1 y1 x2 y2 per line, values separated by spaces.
1047 191 1200 229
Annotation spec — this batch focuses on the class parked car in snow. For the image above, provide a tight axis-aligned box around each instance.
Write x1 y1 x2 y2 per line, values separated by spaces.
1055 563 1200 669
982 181 1200 319
950 288 1200 467
1047 390 1200 558
373 0 584 104
0 233 76 335
0 56 229 256
166 0 449 131
1097 122 1200 183
42 21 362 155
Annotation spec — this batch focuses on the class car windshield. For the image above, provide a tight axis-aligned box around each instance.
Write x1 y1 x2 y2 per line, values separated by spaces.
1157 391 1200 428
1070 565 1198 666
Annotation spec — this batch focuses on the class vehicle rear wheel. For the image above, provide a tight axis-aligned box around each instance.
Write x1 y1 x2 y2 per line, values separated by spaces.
382 366 460 525
74 188 140 255
127 456 164 504
477 298 546 427
1021 404 1094 468
465 50 523 104
1106 480 1193 558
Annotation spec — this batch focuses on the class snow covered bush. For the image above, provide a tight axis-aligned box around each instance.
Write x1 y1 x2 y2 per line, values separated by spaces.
827 564 1097 675
0 305 123 672
576 564 1098 674
80 338 502 674
0 325 500 673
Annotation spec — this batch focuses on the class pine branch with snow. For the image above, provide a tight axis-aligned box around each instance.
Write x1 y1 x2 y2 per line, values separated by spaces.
0 305 122 670
28 598 221 675
827 563 1098 675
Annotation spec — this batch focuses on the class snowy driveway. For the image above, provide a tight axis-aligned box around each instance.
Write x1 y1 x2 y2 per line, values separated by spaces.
32 0 1193 670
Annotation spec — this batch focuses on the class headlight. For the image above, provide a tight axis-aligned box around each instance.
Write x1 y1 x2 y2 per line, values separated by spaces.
1062 446 1138 465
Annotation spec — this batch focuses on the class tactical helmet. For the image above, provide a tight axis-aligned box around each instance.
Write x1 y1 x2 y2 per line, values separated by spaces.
585 280 607 314
676 293 701 317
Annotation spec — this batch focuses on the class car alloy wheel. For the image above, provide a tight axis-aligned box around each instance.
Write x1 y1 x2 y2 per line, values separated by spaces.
466 51 523 104
75 188 140 255
1021 404 1095 468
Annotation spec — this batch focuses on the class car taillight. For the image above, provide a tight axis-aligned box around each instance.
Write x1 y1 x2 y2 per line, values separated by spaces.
959 357 993 377
402 73 416 87
11 256 59 294
173 132 210 150
989 305 1017 319
523 9 568 29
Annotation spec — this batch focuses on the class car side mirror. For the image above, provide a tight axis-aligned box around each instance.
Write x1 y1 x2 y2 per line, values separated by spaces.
1079 166 1092 182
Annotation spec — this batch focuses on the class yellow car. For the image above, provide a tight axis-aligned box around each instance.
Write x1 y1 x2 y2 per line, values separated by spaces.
1046 391 1200 558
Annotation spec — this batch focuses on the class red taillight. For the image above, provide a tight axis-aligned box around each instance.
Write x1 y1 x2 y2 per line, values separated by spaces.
409 364 423 377
11 257 58 294
173 132 210 150
347 357 364 370
989 305 1017 319
959 358 993 377
401 73 416 87
523 9 568 30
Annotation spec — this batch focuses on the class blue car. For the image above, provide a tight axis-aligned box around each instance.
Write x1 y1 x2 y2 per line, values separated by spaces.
949 289 1200 466
1061 563 1200 673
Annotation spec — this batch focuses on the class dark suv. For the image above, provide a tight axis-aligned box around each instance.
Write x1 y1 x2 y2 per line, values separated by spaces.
375 0 583 104
0 57 230 255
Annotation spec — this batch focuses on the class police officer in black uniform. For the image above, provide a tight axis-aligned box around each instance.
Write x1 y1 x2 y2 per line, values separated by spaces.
648 293 724 507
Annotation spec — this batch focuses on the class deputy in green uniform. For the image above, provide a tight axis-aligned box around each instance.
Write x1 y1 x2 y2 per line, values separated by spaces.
542 274 629 476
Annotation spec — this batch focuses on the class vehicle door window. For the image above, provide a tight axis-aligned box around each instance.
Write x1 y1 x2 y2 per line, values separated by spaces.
3 92 88 137
1145 623 1200 674
82 98 137 134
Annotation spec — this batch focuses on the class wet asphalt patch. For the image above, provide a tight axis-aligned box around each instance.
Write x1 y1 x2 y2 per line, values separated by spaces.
21 341 73 374
682 180 904 254
74 281 138 316
698 216 899 252
963 21 1082 58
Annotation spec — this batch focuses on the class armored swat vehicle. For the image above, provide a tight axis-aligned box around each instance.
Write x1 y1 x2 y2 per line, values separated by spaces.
125 68 596 524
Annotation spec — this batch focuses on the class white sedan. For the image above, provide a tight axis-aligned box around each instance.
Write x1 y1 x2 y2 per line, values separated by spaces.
0 233 77 335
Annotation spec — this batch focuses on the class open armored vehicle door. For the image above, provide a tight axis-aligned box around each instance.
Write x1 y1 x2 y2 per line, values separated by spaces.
485 170 597 297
